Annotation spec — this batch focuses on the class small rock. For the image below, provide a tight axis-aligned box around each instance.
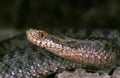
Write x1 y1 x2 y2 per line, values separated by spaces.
100 73 110 78
112 67 120 78
56 69 100 78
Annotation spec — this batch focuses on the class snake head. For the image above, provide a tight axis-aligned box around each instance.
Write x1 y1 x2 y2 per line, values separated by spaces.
26 28 48 45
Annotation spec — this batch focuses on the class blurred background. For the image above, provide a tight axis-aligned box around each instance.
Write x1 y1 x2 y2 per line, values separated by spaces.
0 0 120 40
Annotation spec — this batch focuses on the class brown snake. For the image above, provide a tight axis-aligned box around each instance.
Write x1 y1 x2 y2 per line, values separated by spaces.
0 28 120 78
26 28 118 69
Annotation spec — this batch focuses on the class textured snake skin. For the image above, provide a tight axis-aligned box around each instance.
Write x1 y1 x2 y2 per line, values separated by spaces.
0 28 120 78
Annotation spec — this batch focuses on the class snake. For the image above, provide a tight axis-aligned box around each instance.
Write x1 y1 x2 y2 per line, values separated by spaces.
0 28 120 78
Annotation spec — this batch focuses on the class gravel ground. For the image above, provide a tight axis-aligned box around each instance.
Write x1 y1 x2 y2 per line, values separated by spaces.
56 67 120 78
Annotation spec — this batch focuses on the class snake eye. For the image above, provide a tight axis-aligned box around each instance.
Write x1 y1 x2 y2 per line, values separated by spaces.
39 31 46 38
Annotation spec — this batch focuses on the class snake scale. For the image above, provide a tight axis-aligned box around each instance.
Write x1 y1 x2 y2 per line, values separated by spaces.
0 28 120 78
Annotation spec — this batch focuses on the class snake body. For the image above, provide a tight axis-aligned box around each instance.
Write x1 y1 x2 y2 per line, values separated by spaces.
0 28 120 78
26 29 117 68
